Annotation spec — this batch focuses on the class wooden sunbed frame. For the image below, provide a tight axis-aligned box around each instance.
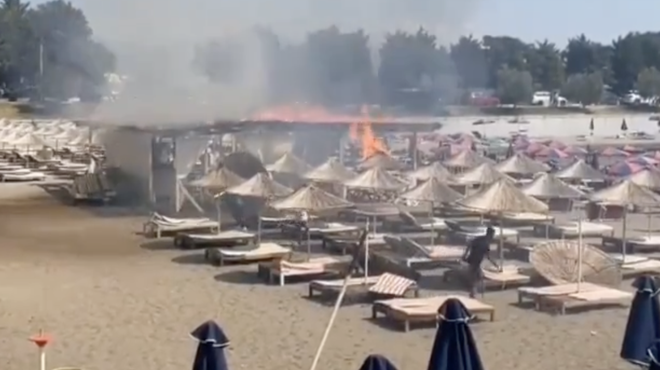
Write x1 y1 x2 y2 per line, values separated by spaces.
307 276 420 301
517 285 630 314
443 265 531 290
205 244 291 267
602 236 660 254
173 231 256 249
257 258 349 286
371 298 495 332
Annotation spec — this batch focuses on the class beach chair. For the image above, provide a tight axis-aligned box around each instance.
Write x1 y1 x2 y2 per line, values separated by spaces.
206 242 291 267
1 170 45 182
393 211 448 232
517 282 631 315
392 236 465 268
445 220 520 244
609 254 660 278
308 273 419 302
142 213 219 238
371 295 496 332
173 230 256 249
258 256 349 286
541 221 614 239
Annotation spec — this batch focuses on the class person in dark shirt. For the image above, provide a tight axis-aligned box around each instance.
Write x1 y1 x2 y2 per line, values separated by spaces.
462 226 499 298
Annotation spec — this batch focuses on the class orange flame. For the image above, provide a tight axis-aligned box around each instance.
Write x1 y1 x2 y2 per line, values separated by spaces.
353 106 389 159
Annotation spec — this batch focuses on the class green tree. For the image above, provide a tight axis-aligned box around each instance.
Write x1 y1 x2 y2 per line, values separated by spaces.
450 35 488 89
561 72 604 105
636 67 660 97
527 40 564 90
482 36 529 88
496 67 533 105
564 34 612 82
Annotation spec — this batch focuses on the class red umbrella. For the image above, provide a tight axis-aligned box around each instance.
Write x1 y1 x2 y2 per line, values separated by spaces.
601 146 629 157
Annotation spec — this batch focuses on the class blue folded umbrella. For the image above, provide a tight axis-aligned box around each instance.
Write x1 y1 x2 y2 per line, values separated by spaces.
620 275 660 366
427 298 484 370
358 354 398 370
191 320 230 370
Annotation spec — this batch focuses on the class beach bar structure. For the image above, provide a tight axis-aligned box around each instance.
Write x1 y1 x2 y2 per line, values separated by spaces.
99 118 441 213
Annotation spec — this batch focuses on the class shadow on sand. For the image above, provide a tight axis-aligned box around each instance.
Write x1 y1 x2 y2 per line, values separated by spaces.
171 253 207 265
214 270 263 285
139 239 176 251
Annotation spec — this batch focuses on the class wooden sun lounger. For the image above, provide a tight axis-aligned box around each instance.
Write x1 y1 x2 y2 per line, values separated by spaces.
539 221 614 239
308 275 419 300
443 264 531 290
396 237 465 268
258 256 349 286
517 282 631 314
371 295 495 332
608 254 660 278
499 212 555 227
207 243 291 267
603 235 660 254
173 230 256 249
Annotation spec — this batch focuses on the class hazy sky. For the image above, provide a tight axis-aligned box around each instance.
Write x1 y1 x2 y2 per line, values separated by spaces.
49 0 657 46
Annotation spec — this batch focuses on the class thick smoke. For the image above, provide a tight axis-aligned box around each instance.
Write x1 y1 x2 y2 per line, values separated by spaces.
79 0 480 124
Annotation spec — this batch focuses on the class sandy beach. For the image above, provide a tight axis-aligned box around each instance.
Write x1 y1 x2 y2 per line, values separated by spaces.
0 182 645 370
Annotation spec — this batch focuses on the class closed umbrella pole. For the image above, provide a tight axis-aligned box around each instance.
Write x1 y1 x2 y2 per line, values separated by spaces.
364 218 370 283
577 218 583 292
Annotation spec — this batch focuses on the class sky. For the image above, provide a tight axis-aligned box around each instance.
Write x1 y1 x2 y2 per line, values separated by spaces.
47 0 660 47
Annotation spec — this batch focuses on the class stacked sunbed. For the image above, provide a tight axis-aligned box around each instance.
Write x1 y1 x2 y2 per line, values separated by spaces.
143 213 219 238
67 173 115 203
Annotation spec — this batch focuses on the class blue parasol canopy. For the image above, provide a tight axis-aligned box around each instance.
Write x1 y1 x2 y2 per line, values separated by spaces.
620 275 660 366
358 354 399 370
427 298 484 370
191 320 230 370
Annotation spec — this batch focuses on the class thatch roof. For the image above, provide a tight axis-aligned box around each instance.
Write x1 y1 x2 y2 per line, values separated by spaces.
555 159 605 181
225 173 292 198
399 177 462 204
304 157 356 182
522 173 585 199
443 150 494 168
223 151 266 179
455 178 549 214
271 185 353 211
358 152 405 171
344 167 408 191
495 153 549 176
189 167 244 190
407 162 455 182
455 163 512 185
266 152 311 175
627 168 660 190
590 179 660 206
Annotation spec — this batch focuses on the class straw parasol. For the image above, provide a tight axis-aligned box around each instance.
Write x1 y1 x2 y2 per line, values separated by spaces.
627 168 660 190
530 240 621 286
495 153 549 177
407 162 455 183
590 179 660 260
189 167 244 190
399 177 461 204
358 152 405 171
555 159 606 181
225 173 292 198
344 167 408 191
271 184 353 211
455 163 513 185
443 150 495 169
522 173 586 199
455 178 549 269
304 157 356 182
266 152 311 175
399 178 462 244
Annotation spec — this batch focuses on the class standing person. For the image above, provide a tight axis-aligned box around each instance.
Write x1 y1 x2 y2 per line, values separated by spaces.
462 226 499 298
297 210 310 247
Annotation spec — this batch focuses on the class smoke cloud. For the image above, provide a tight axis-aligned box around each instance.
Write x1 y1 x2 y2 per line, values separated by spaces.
78 0 481 124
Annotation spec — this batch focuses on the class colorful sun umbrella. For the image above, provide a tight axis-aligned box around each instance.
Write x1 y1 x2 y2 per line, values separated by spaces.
601 147 629 157
628 156 660 166
535 147 569 159
525 142 547 155
621 276 660 366
563 146 588 156
609 161 648 176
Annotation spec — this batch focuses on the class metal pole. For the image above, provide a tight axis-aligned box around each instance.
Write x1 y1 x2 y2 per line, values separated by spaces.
577 218 583 292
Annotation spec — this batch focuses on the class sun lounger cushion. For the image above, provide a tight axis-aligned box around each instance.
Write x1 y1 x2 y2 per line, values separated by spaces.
279 256 342 273
368 273 415 296
568 287 631 301
185 230 255 241
219 243 290 258
314 276 382 288
628 235 660 245
518 282 602 296
3 171 45 181
379 295 493 314
502 212 554 222
552 222 613 235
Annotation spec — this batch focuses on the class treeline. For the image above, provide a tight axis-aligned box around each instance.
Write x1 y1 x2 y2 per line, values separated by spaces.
0 0 114 101
194 28 660 112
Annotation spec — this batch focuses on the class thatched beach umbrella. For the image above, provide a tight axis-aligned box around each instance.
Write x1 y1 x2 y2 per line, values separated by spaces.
555 159 606 182
495 153 549 177
627 168 660 191
443 150 494 170
358 152 405 171
304 157 356 183
455 179 549 268
189 167 244 191
455 163 513 186
344 167 408 191
407 162 455 183
522 173 585 200
266 152 311 175
590 179 660 259
399 178 462 244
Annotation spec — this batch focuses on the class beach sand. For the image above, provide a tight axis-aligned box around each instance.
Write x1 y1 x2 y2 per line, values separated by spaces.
0 183 642 370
